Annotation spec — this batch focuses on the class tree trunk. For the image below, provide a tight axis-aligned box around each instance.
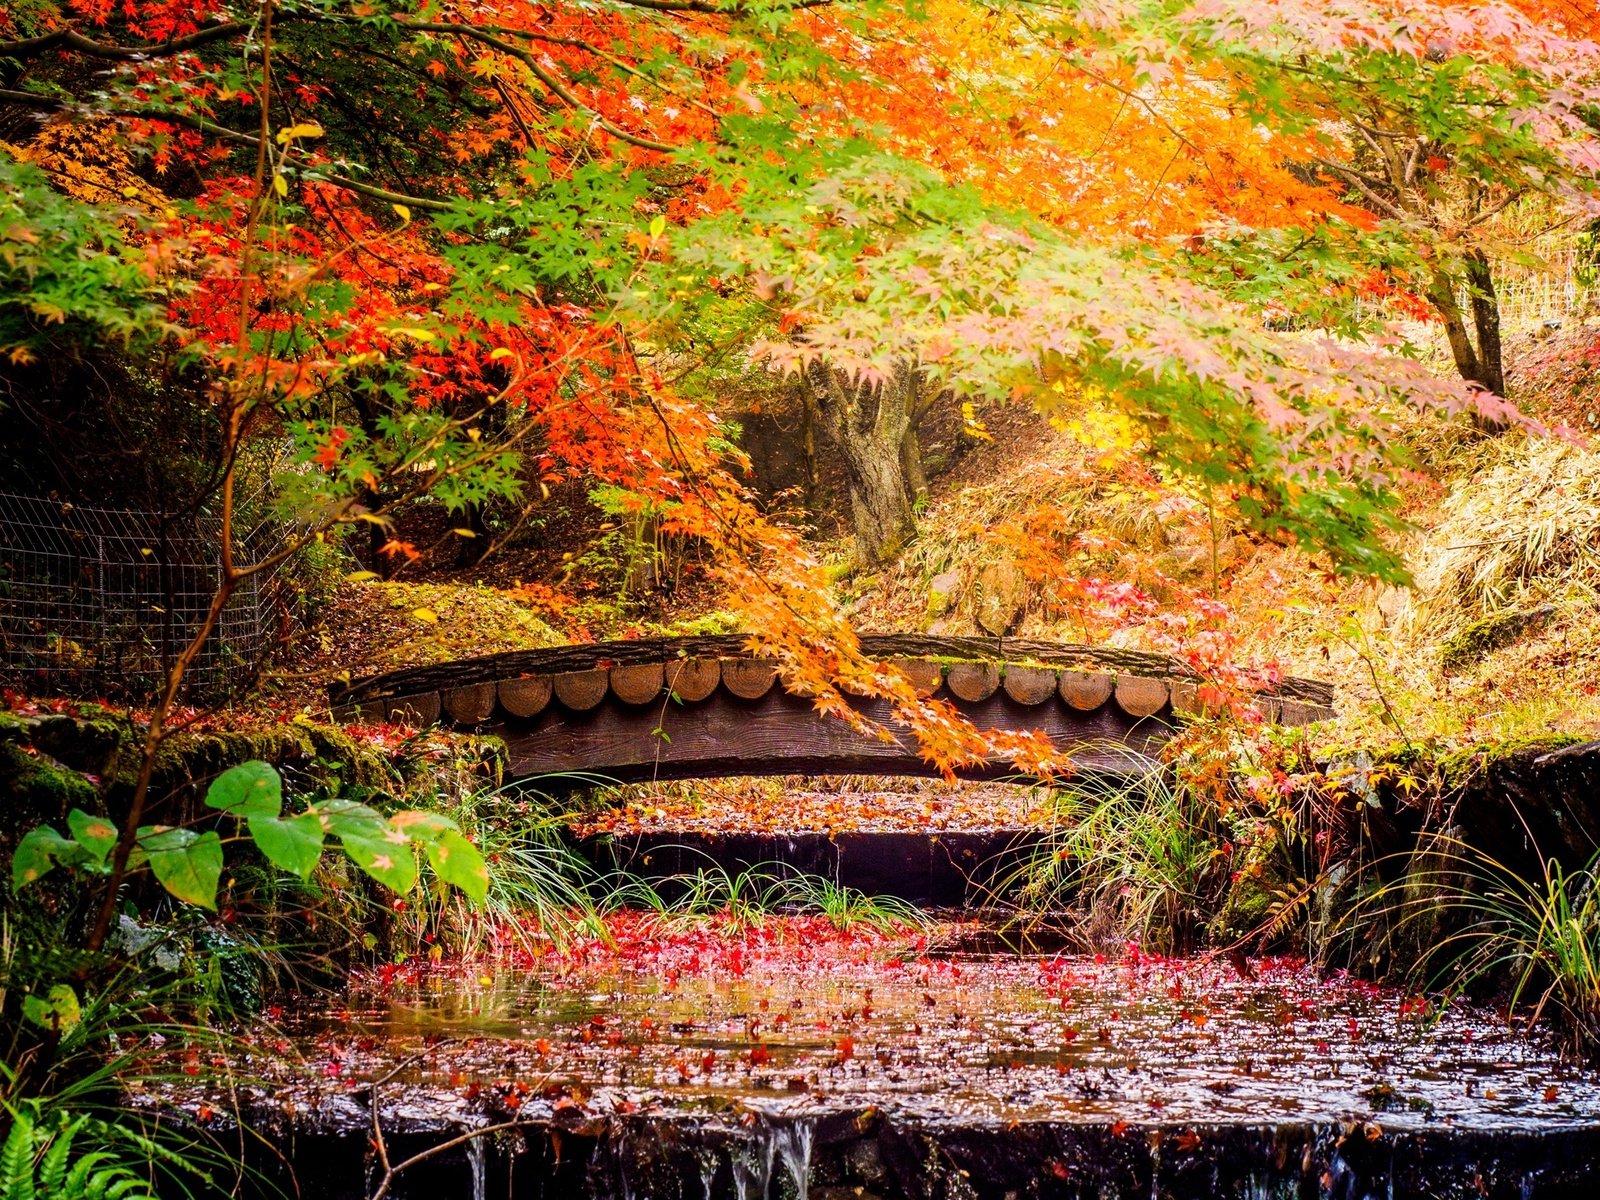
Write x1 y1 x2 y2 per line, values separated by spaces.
1465 250 1506 398
1427 263 1507 401
806 360 919 565
900 424 929 504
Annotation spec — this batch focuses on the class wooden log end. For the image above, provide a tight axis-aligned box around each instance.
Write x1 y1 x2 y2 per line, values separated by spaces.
498 674 553 719
385 692 441 727
1113 675 1170 719
443 681 496 725
553 667 610 712
1002 665 1057 706
665 657 721 703
610 661 666 706
1059 670 1113 711
889 657 943 698
945 661 1000 703
721 657 778 700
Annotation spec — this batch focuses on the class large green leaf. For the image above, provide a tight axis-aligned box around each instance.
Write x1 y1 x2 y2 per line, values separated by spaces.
138 827 222 910
65 809 120 869
340 830 418 894
205 760 282 818
388 810 460 844
312 798 388 839
425 829 489 904
11 826 84 890
247 812 325 880
22 984 81 1033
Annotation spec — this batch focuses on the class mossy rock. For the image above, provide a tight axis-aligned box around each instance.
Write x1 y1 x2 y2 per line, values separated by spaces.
1208 827 1299 946
1439 604 1556 672
0 738 99 826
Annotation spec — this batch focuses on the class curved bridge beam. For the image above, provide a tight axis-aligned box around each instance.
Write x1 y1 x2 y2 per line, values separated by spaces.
329 635 1334 783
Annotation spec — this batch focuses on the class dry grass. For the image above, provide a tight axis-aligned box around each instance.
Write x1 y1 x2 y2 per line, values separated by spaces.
1230 431 1600 745
1406 439 1600 639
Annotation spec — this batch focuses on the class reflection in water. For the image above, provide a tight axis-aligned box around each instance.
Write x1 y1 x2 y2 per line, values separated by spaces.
279 926 1600 1133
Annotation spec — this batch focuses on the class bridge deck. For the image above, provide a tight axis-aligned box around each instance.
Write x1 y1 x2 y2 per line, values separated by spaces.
329 635 1334 783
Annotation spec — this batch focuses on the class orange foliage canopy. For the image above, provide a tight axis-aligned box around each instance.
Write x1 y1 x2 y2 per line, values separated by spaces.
3 0 1596 775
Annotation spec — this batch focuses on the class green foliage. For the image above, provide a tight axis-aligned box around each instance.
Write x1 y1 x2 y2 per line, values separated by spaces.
1349 837 1600 1054
994 770 1222 951
0 1104 157 1200
0 158 174 363
20 984 81 1034
10 761 490 909
602 859 927 935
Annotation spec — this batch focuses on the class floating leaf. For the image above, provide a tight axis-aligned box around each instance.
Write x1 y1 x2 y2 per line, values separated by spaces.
205 760 282 818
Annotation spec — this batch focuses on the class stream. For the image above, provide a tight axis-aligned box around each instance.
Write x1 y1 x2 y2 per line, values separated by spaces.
161 919 1600 1199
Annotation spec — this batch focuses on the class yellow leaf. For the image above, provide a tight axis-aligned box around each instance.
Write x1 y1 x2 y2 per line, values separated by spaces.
345 570 379 583
392 203 411 223
411 608 439 624
488 348 515 361
272 173 288 198
451 528 478 538
649 214 666 239
275 122 325 145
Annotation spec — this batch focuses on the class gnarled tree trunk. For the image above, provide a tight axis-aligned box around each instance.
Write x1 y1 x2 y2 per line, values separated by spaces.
805 359 920 565
1429 257 1506 400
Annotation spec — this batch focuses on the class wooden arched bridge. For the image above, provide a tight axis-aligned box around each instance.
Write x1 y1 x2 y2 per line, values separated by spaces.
329 635 1333 782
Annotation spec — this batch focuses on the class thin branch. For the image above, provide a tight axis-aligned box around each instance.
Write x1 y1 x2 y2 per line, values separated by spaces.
1311 156 1409 222
0 22 259 60
0 90 455 210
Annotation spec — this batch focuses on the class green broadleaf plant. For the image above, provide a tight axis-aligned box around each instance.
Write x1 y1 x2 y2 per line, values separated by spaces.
9 761 488 910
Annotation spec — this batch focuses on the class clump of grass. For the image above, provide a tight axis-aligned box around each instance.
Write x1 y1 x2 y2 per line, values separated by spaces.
990 770 1222 952
1408 440 1600 644
600 858 926 935
395 778 603 956
1350 835 1600 1055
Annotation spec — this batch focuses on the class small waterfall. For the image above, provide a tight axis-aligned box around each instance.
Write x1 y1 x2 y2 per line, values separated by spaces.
732 1116 814 1200
773 1119 814 1200
466 1132 486 1200
698 1147 720 1200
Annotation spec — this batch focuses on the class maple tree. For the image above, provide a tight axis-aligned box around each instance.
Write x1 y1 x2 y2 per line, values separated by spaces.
0 0 1594 799
1077 0 1600 397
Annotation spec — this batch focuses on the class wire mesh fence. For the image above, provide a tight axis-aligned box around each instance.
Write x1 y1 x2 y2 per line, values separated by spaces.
1351 248 1595 352
0 489 291 698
